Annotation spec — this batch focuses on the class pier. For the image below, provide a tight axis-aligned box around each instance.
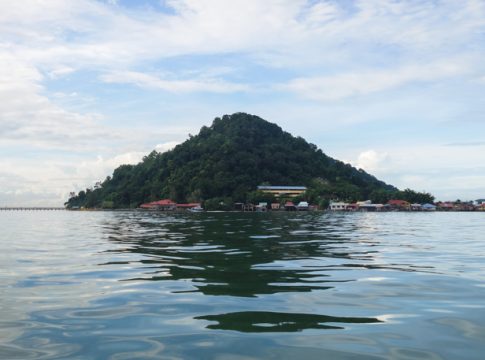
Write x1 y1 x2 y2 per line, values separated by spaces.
0 207 65 211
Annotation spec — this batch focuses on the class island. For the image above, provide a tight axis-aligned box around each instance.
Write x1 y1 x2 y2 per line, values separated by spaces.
65 113 434 210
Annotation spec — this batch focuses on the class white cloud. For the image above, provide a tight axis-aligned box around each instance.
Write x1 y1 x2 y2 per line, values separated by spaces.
48 66 76 79
0 159 76 207
0 139 187 206
100 71 248 93
282 60 468 101
342 144 485 200
155 141 180 153
77 152 145 180
2 0 480 71
0 57 111 149
353 150 390 172
2 0 484 84
0 151 148 207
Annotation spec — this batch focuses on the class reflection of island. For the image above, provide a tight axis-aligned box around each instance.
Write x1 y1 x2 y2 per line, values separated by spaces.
195 311 382 332
102 212 371 297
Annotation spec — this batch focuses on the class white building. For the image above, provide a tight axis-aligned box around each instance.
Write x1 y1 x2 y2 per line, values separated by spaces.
329 202 350 211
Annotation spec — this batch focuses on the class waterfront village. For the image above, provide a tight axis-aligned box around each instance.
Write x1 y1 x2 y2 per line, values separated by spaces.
139 185 485 212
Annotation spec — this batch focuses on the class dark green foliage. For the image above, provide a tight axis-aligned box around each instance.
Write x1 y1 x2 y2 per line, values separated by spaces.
246 191 276 205
203 197 233 211
65 113 430 209
369 188 434 204
399 188 435 204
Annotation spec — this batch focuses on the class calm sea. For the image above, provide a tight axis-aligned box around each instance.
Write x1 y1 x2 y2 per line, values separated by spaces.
1 211 484 359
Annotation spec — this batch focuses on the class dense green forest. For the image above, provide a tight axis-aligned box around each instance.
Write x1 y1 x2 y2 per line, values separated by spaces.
66 113 434 209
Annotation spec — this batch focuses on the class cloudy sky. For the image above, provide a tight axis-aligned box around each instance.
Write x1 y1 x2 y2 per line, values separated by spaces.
1 0 485 206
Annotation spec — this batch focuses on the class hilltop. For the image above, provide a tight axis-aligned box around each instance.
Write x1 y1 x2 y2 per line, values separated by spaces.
66 113 433 209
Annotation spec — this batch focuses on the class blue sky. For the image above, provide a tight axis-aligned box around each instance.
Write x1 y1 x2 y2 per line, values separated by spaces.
1 0 485 206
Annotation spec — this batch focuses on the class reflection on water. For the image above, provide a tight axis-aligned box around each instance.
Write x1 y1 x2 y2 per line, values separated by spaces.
1 211 485 359
196 311 382 332
102 212 432 298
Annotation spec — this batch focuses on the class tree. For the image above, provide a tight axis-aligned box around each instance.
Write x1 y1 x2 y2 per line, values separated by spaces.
65 113 423 209
246 191 276 204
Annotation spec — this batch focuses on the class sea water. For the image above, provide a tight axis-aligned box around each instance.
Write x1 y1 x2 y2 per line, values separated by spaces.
1 211 484 359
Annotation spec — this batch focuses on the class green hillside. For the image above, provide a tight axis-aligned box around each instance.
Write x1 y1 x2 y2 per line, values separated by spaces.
66 113 433 209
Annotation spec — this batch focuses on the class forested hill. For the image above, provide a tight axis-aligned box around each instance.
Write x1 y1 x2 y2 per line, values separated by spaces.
66 113 432 209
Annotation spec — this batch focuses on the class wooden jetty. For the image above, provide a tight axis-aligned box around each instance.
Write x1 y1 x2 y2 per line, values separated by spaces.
0 207 65 211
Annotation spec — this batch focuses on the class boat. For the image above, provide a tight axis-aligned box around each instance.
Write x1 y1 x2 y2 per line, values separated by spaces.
296 201 309 211
188 206 204 212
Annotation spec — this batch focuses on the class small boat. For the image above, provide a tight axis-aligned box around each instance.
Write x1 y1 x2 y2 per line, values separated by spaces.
188 206 204 212
296 201 309 211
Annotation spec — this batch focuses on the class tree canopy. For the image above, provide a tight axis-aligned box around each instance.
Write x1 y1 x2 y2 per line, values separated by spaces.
65 113 433 209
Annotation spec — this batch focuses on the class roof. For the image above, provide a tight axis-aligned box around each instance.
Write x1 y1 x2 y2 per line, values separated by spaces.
388 200 409 206
152 199 176 205
140 203 155 208
176 203 201 208
439 202 454 208
258 185 307 190
285 201 295 206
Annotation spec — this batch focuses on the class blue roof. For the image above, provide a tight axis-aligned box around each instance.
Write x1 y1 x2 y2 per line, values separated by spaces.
257 185 307 190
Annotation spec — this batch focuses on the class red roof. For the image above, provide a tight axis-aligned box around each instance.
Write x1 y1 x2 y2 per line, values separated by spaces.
140 203 155 208
439 202 454 208
152 199 176 205
176 203 201 208
285 201 295 207
388 200 409 206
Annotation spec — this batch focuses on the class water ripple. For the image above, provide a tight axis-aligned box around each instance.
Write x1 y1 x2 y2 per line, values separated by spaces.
1 211 485 359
